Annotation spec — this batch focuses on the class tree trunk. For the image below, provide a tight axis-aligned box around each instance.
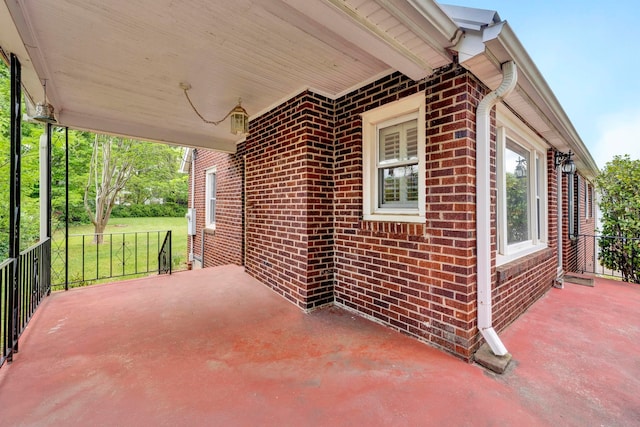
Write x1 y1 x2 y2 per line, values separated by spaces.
93 221 107 244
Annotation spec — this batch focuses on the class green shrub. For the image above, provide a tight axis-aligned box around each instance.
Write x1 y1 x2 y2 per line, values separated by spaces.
111 202 186 218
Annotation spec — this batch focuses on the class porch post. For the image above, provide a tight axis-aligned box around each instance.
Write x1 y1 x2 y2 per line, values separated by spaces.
65 127 69 290
39 124 52 240
8 53 22 359
45 123 52 294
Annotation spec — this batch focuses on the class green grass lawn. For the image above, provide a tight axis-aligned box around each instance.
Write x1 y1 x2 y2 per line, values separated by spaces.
51 217 188 289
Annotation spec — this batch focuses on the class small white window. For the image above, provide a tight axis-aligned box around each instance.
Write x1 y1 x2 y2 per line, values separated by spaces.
496 106 548 265
362 93 426 222
205 167 217 229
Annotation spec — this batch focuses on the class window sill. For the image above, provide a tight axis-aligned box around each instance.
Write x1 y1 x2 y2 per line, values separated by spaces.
363 213 425 223
204 226 216 234
496 247 554 284
496 243 548 267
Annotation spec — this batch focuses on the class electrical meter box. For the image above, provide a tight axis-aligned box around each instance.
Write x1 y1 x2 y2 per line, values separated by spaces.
186 208 196 236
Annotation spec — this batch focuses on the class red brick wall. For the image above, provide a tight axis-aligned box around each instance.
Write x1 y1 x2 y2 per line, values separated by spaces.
244 92 335 311
188 146 244 267
188 65 579 361
333 67 484 360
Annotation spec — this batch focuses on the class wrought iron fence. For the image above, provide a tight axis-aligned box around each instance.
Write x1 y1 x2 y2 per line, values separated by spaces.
574 234 640 283
158 231 172 275
0 257 15 367
51 230 173 289
1 239 51 367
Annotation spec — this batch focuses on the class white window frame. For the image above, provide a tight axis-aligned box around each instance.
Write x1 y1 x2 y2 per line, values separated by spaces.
362 93 426 223
205 166 217 230
585 182 591 219
496 106 548 265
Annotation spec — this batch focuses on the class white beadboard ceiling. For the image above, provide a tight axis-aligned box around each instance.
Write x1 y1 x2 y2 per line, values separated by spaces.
0 0 456 152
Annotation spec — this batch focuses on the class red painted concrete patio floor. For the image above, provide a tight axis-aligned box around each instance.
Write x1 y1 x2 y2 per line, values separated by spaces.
1 266 639 426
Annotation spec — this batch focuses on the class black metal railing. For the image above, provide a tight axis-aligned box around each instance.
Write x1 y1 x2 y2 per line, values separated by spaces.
1 257 16 367
51 230 173 289
573 234 640 283
158 231 172 275
18 239 51 332
1 239 51 367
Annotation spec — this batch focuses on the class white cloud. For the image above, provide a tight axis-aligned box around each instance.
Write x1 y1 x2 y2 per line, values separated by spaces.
592 109 640 169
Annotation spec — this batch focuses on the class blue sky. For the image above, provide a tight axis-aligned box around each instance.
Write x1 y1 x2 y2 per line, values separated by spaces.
442 0 640 169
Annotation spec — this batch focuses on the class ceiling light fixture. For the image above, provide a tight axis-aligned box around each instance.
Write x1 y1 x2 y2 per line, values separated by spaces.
33 79 57 124
180 82 248 135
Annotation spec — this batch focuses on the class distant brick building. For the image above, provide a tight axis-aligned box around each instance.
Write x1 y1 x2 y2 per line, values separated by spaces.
181 5 598 362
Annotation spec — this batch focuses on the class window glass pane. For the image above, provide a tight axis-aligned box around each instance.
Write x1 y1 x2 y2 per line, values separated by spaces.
207 172 216 225
379 165 418 208
536 156 541 240
209 198 216 224
505 145 530 244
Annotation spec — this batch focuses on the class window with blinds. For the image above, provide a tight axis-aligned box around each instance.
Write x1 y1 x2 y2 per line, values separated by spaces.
361 92 425 222
377 119 419 208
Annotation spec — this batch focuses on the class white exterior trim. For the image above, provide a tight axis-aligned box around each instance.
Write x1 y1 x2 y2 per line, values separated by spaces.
362 92 426 223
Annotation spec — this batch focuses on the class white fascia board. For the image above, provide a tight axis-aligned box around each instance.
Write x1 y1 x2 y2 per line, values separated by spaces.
59 110 239 154
283 0 434 80
405 0 461 42
179 147 192 174
487 24 599 177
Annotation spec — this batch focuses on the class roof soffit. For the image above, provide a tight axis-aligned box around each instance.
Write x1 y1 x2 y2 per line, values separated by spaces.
1 0 459 152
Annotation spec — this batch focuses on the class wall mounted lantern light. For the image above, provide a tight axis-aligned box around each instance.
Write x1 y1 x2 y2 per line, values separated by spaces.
515 157 527 178
554 150 576 175
33 79 57 123
180 82 248 135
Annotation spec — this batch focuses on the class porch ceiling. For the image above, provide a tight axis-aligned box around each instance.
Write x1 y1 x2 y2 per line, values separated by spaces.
0 0 456 152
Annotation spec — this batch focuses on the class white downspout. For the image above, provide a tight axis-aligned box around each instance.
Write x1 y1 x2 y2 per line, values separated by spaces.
556 167 564 279
189 149 196 264
476 60 517 356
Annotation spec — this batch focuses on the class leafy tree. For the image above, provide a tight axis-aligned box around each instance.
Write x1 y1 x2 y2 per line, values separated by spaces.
596 155 640 283
84 134 137 243
0 59 10 258
51 128 90 227
83 135 187 243
117 144 186 205
0 59 44 258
